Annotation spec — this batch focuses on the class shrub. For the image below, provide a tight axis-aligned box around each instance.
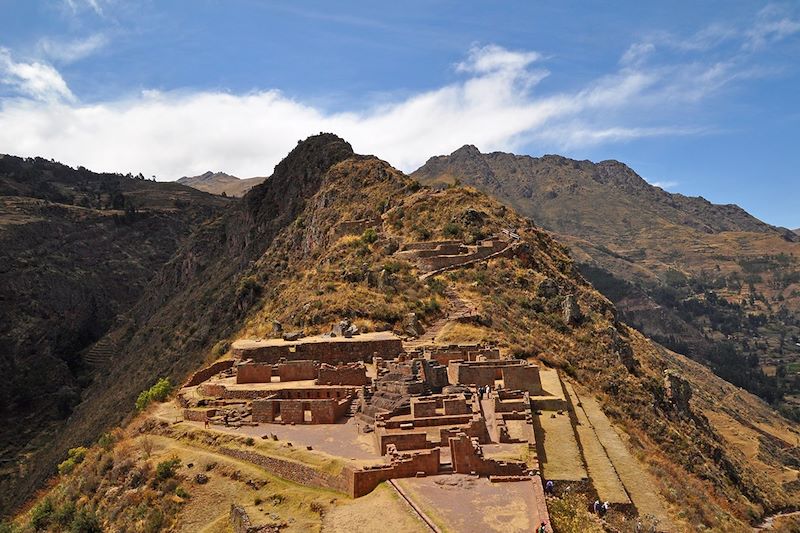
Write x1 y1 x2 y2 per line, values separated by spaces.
244 437 255 446
58 447 88 475
144 509 164 533
30 498 54 530
69 509 102 533
212 340 231 357
443 222 462 238
155 457 181 481
360 228 378 244
136 378 173 410
175 486 190 499
97 432 115 451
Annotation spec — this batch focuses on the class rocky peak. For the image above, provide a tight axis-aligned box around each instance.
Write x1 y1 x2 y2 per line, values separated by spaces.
244 133 354 222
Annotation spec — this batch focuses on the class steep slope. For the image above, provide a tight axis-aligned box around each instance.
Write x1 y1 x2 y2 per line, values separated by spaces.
0 155 230 511
177 171 266 197
6 136 798 532
413 146 800 418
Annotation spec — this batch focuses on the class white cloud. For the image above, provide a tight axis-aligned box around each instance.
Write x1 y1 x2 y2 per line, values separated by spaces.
39 34 108 64
0 18 794 180
63 0 105 16
649 180 680 190
0 48 74 103
744 5 800 50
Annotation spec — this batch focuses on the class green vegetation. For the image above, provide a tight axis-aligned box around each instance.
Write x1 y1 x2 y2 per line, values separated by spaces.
136 378 173 411
57 447 88 475
360 227 378 244
155 457 181 481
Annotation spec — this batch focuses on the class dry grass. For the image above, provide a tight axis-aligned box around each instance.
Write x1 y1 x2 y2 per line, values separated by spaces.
434 322 496 344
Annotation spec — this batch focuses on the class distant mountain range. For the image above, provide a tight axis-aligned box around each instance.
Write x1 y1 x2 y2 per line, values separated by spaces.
414 145 800 412
177 171 266 197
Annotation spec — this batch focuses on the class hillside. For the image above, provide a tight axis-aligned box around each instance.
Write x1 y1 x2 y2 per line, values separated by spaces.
4 135 799 532
0 156 230 515
413 146 800 420
177 171 266 197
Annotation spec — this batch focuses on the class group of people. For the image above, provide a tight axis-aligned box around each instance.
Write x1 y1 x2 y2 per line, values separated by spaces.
477 384 492 399
593 499 611 517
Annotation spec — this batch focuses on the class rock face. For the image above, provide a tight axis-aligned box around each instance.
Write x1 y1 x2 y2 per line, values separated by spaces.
663 370 692 415
561 294 582 325
413 145 800 413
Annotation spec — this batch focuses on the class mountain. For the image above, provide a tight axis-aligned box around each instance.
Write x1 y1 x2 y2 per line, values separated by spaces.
413 146 800 418
177 171 266 197
5 135 799 532
0 155 230 514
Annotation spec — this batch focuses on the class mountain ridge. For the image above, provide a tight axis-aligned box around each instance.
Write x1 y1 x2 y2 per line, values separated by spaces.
177 170 266 197
413 145 800 416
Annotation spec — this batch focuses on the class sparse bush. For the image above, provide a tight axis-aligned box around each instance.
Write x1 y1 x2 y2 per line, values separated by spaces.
548 492 602 533
244 437 255 446
155 457 181 481
140 436 154 458
136 377 173 410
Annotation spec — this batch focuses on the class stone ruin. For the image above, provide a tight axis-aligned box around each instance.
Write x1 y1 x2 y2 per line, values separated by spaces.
394 235 513 273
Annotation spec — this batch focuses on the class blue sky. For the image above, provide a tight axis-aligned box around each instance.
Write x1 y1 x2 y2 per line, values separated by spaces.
1 1 799 228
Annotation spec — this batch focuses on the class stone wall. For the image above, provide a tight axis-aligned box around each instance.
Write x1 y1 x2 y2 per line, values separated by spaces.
185 360 234 387
502 365 542 394
317 363 369 386
449 433 527 477
230 504 270 533
416 239 508 271
277 360 318 381
252 395 353 424
183 408 217 421
281 400 304 424
448 364 495 388
233 336 402 364
425 345 500 365
219 447 350 494
236 362 273 384
376 432 432 454
350 448 440 498
332 218 381 239
443 397 470 415
411 399 437 418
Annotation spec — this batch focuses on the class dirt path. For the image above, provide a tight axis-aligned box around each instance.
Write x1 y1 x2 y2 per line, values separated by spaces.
754 509 800 530
404 288 478 350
